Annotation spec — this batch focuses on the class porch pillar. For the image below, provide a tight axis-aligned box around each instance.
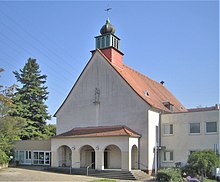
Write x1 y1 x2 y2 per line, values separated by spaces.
72 150 80 168
51 151 58 167
95 150 104 170
121 151 131 171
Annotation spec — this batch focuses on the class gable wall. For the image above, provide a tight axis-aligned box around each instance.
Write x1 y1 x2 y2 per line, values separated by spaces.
56 52 152 169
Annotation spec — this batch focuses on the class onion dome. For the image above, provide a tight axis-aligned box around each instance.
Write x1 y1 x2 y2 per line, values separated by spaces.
100 18 116 35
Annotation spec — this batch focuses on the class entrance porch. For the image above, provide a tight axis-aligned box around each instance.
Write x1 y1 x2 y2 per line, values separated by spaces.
51 125 140 171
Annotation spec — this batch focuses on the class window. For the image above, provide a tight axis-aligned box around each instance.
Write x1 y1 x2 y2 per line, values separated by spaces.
101 37 105 48
106 35 110 46
114 38 116 47
163 151 174 162
164 124 173 135
25 151 31 160
33 151 50 165
163 101 174 111
96 38 100 48
189 123 200 134
206 122 217 133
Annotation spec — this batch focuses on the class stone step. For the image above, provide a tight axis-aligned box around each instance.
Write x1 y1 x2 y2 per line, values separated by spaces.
131 170 153 180
44 167 153 180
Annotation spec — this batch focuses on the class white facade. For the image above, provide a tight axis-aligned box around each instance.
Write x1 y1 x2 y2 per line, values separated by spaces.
161 109 220 167
51 136 139 171
53 51 157 172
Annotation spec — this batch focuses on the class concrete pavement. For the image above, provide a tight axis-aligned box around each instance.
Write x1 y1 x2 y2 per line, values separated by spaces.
0 167 155 182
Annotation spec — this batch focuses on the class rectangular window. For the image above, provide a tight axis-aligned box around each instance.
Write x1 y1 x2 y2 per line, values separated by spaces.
164 124 173 135
101 37 105 48
15 151 19 160
96 38 100 48
189 123 200 134
163 151 174 162
19 151 25 163
106 35 110 46
206 122 217 133
25 151 31 160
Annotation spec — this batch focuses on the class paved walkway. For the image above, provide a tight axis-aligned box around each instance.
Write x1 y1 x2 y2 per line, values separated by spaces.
0 167 155 182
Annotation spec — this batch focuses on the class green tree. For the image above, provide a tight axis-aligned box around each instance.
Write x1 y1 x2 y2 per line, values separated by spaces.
43 124 56 139
0 116 26 156
0 69 27 158
187 150 219 177
10 58 51 140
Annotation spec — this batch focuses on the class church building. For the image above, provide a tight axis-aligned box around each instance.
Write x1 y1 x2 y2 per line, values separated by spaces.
51 19 187 173
14 19 219 175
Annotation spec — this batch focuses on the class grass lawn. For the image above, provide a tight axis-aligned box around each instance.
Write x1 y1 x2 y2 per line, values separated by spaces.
204 179 216 182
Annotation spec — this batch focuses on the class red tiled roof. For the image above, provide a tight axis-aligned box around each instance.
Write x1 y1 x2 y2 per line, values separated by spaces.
54 125 141 138
188 105 219 112
97 49 187 113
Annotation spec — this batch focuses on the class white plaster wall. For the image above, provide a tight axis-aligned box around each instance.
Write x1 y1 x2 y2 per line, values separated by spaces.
148 110 160 171
129 137 139 169
161 110 220 167
55 51 151 169
107 145 121 169
51 136 130 168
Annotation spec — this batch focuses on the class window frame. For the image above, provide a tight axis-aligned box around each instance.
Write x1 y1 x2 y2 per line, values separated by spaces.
205 121 217 134
163 150 174 163
163 124 174 135
25 151 31 160
189 122 201 135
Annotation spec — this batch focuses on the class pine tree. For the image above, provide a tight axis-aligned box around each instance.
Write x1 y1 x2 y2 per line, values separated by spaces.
11 58 51 140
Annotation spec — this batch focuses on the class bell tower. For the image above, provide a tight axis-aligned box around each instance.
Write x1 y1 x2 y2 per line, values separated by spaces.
95 18 120 50
94 19 124 69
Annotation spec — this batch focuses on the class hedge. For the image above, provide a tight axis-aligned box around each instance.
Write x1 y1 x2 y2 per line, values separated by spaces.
157 167 183 182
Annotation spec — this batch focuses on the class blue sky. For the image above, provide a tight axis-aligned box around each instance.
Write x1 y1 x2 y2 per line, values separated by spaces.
0 1 219 124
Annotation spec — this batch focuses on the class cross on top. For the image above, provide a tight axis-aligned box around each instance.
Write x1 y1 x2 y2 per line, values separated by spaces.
105 7 112 17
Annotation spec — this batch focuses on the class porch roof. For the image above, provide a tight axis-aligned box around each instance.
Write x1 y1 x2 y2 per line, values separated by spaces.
54 125 141 138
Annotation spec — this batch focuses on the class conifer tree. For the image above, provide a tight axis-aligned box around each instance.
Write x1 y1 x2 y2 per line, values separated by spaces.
11 58 51 139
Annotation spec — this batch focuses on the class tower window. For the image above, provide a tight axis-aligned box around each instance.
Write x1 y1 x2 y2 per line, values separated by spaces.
106 35 110 46
114 38 116 48
102 37 105 48
112 37 114 47
96 38 100 48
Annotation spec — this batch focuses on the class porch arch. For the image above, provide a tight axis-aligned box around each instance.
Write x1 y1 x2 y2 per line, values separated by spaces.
131 145 138 169
103 144 121 169
80 145 95 168
57 145 72 167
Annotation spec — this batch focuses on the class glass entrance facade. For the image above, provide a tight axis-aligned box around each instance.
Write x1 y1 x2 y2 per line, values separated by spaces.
15 150 50 165
33 151 50 165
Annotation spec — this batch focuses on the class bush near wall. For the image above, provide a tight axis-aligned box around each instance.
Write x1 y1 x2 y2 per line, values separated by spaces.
157 167 183 182
0 149 9 168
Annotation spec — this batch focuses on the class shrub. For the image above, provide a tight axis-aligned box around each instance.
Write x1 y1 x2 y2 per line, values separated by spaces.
157 167 183 182
0 149 9 165
187 150 219 177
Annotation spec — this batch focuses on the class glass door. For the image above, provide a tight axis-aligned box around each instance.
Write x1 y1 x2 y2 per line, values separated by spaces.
45 152 50 165
39 152 44 164
33 152 39 164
